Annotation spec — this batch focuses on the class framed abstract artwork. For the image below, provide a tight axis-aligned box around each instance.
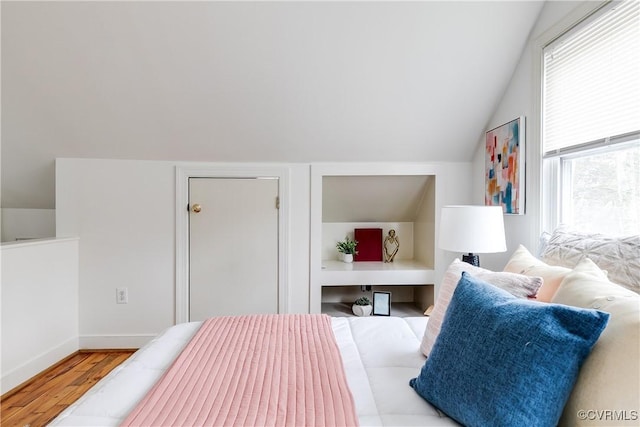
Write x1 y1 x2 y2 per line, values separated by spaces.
485 116 525 215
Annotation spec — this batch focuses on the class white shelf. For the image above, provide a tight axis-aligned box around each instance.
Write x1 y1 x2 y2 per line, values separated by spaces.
320 260 434 286
322 302 426 317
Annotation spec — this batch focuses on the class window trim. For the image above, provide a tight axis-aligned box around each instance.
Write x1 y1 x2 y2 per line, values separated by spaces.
543 136 639 233
543 131 640 160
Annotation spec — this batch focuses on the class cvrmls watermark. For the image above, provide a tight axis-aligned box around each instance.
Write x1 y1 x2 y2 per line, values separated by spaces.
577 410 639 421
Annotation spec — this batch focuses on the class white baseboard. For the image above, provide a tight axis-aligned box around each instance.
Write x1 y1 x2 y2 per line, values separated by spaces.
79 334 156 350
1 336 79 395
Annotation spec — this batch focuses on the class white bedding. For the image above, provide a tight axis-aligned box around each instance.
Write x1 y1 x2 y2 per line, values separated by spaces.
50 316 457 426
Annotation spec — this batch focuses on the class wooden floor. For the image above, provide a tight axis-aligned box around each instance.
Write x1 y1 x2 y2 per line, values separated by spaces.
1 350 135 427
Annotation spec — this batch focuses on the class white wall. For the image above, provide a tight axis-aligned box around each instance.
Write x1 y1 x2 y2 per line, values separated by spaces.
2 1 543 211
56 159 176 348
1 238 79 394
472 1 602 272
285 164 311 314
414 176 436 268
1 208 55 242
56 158 310 348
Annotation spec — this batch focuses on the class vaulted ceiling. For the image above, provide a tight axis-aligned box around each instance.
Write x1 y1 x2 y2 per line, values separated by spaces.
1 1 544 208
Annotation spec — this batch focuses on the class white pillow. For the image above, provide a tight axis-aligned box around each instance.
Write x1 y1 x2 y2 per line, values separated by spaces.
538 231 552 257
542 225 640 293
552 258 640 426
503 244 574 302
420 259 542 357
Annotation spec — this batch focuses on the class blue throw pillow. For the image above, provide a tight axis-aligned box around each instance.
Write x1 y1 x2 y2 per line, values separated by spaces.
410 272 609 427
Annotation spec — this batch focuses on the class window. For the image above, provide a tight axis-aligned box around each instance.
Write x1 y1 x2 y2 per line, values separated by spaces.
542 0 640 235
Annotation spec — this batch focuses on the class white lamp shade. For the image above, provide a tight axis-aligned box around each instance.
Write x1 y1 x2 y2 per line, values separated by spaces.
439 205 507 254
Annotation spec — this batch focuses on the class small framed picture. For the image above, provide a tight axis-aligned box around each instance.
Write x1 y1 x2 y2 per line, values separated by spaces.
373 292 391 316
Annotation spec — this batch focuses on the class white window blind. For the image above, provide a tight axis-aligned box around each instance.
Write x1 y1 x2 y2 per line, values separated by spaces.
543 0 640 155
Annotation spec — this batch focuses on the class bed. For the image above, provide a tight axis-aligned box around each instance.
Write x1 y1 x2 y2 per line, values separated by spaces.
50 315 457 426
50 228 640 426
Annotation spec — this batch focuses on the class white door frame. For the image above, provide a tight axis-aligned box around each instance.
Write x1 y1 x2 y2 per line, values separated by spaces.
175 163 290 323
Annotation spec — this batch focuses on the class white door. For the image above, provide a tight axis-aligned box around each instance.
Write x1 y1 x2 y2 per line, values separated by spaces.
189 177 279 321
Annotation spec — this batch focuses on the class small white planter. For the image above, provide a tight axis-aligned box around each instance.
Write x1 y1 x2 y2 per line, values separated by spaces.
352 304 372 316
342 253 354 263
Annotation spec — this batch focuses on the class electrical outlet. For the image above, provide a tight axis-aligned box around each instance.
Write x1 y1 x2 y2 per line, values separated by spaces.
116 287 128 304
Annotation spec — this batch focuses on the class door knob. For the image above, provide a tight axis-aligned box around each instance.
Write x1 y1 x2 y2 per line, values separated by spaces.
191 204 202 213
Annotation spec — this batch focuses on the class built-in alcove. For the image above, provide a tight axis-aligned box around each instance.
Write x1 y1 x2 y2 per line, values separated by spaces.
310 165 438 315
321 174 435 267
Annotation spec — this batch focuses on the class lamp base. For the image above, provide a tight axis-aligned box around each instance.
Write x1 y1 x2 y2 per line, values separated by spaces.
462 253 480 267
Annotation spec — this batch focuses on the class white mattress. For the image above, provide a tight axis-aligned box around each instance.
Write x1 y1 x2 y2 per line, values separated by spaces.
50 317 457 426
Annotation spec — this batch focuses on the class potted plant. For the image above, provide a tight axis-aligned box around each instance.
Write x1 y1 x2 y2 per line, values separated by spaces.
352 296 372 316
336 236 358 263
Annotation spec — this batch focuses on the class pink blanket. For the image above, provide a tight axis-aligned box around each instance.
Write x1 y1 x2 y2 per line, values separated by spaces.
121 314 358 427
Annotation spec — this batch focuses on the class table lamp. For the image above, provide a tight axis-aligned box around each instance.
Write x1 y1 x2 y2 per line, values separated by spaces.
438 205 506 266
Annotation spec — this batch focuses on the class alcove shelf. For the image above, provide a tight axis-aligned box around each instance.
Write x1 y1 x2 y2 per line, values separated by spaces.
309 163 441 315
320 260 434 286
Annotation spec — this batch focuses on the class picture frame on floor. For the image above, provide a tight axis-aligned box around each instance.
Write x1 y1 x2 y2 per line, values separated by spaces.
373 292 391 316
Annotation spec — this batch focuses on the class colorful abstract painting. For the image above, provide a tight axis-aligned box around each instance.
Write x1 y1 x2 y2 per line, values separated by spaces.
485 117 525 214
